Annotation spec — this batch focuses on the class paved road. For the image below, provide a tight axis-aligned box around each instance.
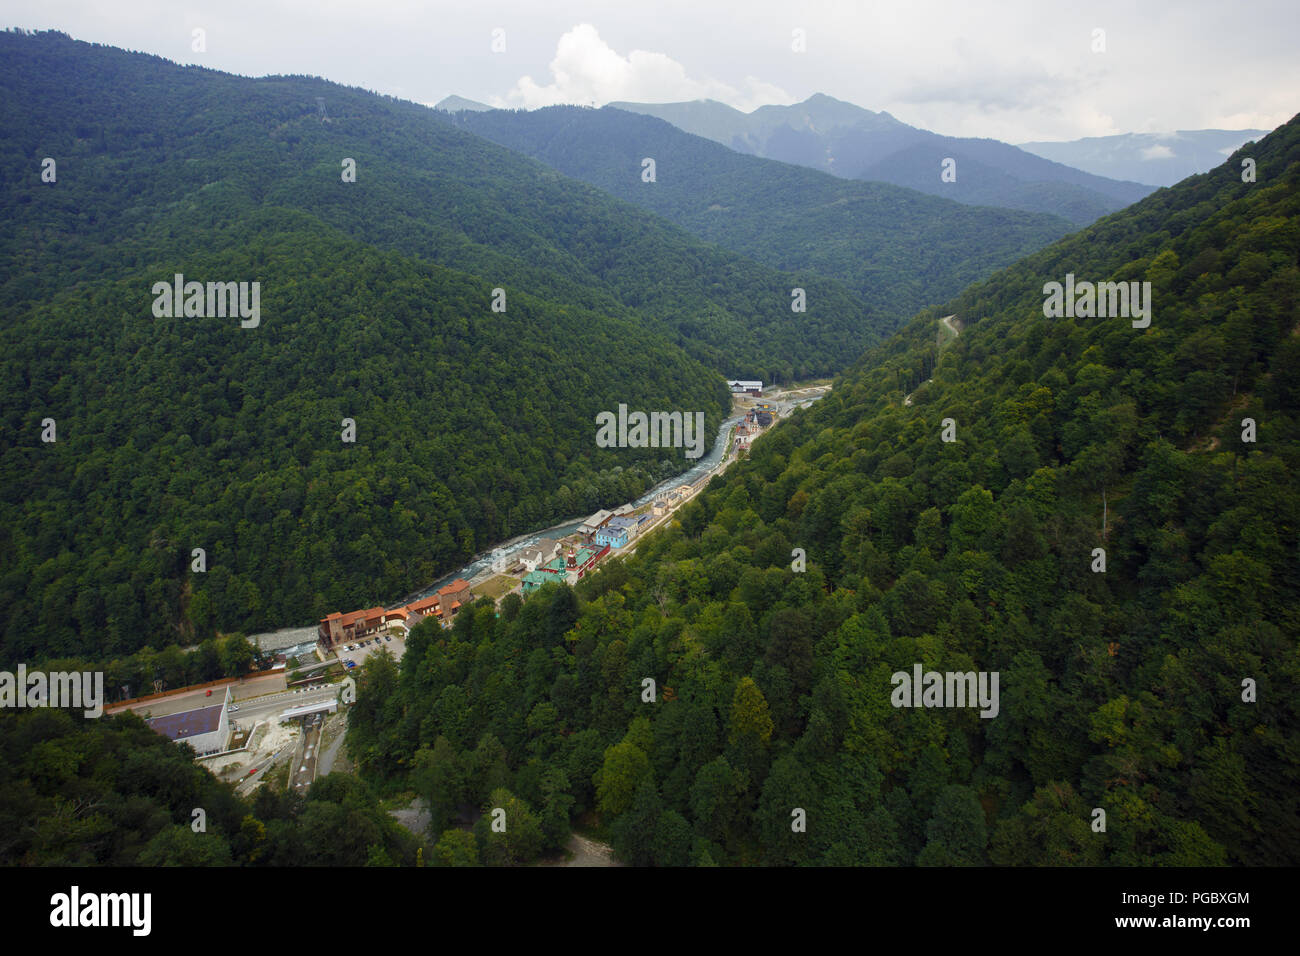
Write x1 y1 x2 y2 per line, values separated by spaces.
228 684 339 734
106 671 289 719
235 745 291 796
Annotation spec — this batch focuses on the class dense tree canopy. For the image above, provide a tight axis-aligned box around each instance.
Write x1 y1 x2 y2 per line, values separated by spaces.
344 111 1300 866
1 29 1295 868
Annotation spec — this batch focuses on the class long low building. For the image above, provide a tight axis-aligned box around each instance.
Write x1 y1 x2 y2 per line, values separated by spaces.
319 579 476 646
147 687 232 754
579 510 613 536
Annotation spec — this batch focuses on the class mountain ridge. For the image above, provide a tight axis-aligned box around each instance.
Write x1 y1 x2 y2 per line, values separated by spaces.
591 93 1155 224
444 103 1076 323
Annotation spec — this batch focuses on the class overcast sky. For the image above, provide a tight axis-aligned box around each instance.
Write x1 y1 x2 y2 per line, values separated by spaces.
6 0 1298 142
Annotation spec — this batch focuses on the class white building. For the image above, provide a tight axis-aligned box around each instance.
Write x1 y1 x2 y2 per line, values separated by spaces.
519 537 560 572
727 380 763 395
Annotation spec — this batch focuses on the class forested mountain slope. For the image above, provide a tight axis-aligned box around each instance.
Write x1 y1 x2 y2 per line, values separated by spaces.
447 105 1075 323
3 29 880 660
1 31 874 381
348 110 1300 866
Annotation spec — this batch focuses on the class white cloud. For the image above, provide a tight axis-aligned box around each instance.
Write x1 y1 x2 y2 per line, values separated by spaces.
495 24 792 112
1140 144 1176 160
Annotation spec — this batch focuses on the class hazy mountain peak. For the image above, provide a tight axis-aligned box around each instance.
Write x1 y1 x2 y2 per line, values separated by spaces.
434 94 491 112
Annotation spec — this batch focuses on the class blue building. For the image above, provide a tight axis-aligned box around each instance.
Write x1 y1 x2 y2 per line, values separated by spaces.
594 524 630 549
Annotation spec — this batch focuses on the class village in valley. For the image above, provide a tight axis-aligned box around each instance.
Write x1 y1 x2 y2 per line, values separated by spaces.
316 380 786 653
101 379 827 795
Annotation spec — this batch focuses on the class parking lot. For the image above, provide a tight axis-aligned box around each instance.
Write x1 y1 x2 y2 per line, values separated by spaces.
336 629 407 671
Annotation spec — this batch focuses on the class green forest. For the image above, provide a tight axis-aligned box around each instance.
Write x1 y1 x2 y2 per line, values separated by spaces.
0 706 420 866
2 30 873 661
0 28 1296 868
0 31 877 380
338 110 1299 865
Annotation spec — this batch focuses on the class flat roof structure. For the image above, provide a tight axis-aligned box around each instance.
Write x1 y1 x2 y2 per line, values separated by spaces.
580 510 613 534
147 703 224 741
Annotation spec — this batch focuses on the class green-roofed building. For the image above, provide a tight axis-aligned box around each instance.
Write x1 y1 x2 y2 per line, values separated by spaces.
522 570 553 593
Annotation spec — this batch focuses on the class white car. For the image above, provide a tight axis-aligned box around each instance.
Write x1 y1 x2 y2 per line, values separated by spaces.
230 703 239 712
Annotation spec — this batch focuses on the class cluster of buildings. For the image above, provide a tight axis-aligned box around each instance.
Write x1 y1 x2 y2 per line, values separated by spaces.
521 542 610 594
317 454 739 647
318 577 474 648
579 502 661 549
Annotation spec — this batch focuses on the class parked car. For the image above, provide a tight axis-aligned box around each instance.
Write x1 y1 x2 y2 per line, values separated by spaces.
205 689 212 697
385 635 392 642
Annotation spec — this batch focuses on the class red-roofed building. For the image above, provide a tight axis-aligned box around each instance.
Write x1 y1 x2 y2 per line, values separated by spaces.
318 605 387 646
436 579 473 619
319 580 479 646
400 595 441 625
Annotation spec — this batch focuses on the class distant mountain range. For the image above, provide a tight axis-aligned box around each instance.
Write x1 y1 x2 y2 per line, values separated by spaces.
1018 129 1270 187
596 93 1157 225
437 93 1271 222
